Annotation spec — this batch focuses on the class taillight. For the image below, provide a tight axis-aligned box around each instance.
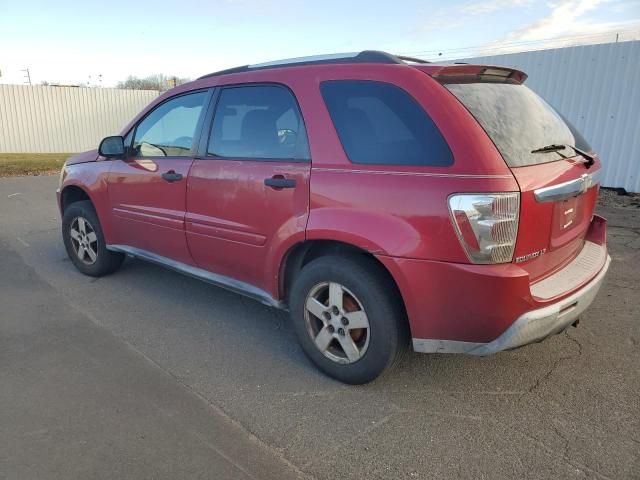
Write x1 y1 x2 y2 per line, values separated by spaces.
448 193 520 264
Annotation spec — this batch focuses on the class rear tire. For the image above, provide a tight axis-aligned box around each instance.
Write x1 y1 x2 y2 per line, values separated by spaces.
62 200 124 277
289 254 408 384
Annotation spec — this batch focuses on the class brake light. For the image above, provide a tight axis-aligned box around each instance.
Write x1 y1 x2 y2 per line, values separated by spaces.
448 193 520 264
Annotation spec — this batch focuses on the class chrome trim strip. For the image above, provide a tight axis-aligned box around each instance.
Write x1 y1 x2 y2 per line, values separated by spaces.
107 244 284 309
312 168 513 179
412 254 610 355
534 169 601 203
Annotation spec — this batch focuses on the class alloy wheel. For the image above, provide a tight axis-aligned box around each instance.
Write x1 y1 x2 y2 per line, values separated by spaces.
304 282 370 364
70 216 98 265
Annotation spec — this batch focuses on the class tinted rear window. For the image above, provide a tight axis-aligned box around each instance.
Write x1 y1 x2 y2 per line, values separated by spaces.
444 82 591 167
320 80 453 166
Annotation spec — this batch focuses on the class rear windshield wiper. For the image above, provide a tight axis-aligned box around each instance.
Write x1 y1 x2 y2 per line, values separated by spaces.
531 144 594 168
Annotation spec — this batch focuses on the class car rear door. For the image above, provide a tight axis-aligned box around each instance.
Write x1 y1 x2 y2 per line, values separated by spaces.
185 84 311 293
107 90 211 265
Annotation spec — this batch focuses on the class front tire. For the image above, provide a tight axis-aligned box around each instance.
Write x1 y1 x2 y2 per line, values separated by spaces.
62 200 124 277
289 255 408 384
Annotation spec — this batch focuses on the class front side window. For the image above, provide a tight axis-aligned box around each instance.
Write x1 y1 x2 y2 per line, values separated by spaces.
208 85 310 160
320 80 453 166
132 91 207 157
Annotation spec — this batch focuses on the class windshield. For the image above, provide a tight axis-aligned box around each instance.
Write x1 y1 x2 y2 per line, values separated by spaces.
444 82 591 167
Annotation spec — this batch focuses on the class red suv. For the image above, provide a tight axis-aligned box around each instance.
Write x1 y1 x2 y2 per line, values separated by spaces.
57 51 610 384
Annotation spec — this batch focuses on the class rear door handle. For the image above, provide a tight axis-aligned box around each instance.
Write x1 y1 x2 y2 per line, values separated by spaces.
162 171 183 183
264 177 296 189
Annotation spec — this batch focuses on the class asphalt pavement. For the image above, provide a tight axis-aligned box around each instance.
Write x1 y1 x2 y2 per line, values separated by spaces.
1 175 638 479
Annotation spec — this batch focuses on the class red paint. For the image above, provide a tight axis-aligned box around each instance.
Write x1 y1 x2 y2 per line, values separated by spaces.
58 61 608 345
186 159 310 293
511 158 602 282
108 158 195 265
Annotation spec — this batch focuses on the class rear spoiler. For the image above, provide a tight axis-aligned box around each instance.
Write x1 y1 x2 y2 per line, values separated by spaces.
415 64 527 84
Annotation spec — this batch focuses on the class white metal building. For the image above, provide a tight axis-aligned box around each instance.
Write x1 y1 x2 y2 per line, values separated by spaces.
0 85 158 153
461 40 640 192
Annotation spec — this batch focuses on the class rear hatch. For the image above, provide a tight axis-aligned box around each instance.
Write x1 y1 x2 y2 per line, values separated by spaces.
438 68 601 282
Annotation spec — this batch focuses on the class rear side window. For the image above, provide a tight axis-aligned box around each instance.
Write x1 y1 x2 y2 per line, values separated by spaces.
208 85 310 161
320 80 453 166
444 82 592 167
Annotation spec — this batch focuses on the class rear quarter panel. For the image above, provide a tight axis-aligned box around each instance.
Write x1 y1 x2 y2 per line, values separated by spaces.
307 173 518 261
299 65 519 261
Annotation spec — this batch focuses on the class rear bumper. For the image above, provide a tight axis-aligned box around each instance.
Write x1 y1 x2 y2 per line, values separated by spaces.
412 252 610 355
376 215 610 354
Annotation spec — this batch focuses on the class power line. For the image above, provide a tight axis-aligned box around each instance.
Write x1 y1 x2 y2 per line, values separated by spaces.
397 28 640 59
399 28 640 55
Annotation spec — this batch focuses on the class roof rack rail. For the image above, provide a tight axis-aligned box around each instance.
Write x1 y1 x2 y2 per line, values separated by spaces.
396 55 430 64
198 50 429 79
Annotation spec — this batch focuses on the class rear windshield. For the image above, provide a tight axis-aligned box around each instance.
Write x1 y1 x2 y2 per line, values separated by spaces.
444 82 591 167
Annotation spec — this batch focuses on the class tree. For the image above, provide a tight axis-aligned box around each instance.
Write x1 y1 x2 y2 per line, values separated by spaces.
116 74 190 91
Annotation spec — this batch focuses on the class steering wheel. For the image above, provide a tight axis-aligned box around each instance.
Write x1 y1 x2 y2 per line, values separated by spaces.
278 129 298 146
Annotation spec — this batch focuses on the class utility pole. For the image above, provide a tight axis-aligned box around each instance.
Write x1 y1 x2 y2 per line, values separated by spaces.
21 68 32 85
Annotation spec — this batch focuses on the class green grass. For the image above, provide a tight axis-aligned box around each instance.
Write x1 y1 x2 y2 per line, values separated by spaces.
0 153 73 177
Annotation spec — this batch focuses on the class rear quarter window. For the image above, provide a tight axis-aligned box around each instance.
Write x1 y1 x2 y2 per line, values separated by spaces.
320 80 453 166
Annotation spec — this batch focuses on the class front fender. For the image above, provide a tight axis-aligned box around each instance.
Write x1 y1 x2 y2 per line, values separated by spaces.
60 161 114 242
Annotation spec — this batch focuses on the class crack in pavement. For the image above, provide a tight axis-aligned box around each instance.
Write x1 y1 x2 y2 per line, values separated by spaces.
512 330 613 477
527 330 583 395
564 329 583 357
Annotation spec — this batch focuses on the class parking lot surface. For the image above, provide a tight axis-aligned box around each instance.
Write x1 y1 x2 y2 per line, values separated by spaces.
1 175 639 479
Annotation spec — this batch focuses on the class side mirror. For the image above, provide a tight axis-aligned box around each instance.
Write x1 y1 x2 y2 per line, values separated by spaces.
98 136 125 158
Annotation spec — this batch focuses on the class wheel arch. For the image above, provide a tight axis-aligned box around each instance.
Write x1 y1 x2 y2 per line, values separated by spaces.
60 184 93 213
279 239 409 322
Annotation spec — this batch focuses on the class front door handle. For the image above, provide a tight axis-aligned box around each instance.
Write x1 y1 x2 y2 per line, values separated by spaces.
162 170 183 183
264 176 296 189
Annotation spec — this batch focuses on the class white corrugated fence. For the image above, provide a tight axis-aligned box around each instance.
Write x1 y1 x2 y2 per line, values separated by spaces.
461 40 640 192
1 44 639 191
0 85 158 153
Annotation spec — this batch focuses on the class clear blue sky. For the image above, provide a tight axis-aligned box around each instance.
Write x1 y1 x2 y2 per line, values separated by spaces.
1 0 639 86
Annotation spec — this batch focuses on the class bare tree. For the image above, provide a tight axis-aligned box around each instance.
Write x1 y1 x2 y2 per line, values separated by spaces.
116 74 190 91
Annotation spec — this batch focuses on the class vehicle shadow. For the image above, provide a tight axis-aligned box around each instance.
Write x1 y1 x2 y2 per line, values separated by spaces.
111 255 561 396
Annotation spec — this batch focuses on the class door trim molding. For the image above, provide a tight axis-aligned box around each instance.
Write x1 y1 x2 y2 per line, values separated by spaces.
106 244 284 309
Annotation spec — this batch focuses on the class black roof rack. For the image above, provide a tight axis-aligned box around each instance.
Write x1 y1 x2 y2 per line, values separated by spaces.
198 50 430 79
396 55 430 64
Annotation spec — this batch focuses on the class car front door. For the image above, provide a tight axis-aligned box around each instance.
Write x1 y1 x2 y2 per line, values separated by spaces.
186 84 311 294
107 90 210 265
